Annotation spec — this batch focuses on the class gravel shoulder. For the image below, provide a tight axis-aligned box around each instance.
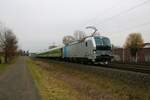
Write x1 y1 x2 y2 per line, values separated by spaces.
0 56 41 100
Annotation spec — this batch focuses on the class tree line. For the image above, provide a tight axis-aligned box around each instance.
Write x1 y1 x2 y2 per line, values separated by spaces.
0 23 18 63
124 33 144 62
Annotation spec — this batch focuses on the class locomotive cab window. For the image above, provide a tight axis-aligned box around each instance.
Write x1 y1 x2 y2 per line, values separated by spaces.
85 42 88 47
102 38 111 46
94 37 103 46
94 37 111 50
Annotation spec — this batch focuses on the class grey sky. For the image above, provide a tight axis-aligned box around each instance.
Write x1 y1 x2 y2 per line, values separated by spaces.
0 0 150 52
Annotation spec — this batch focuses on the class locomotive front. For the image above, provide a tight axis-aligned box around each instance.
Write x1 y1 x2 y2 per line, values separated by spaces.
93 36 113 63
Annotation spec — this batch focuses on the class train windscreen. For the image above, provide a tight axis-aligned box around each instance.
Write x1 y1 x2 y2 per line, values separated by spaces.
94 37 111 50
102 38 111 46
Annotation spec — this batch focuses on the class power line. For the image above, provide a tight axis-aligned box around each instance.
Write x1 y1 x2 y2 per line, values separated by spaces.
94 0 150 34
79 0 150 29
77 0 126 29
76 0 150 36
96 0 150 24
113 21 150 33
80 0 124 26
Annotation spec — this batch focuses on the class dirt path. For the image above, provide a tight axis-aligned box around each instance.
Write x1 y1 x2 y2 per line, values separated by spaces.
0 56 41 100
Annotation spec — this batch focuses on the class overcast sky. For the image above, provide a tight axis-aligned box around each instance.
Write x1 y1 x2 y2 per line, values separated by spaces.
0 0 150 52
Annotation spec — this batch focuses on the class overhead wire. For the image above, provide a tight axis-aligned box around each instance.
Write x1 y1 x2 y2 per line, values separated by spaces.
77 0 125 29
95 0 150 24
78 0 150 32
112 21 150 33
95 0 150 34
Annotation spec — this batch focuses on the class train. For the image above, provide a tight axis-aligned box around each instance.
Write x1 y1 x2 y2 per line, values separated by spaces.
36 35 113 64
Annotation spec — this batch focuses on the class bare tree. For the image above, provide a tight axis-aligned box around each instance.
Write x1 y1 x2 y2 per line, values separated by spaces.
73 30 86 40
63 35 75 45
124 33 144 62
0 28 18 63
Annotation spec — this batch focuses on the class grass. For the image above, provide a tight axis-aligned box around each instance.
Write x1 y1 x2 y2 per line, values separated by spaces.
0 56 18 74
27 58 150 100
55 62 150 100
27 58 82 100
0 64 8 74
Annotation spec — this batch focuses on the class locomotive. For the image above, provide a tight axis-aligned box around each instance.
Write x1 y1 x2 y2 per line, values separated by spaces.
37 35 113 64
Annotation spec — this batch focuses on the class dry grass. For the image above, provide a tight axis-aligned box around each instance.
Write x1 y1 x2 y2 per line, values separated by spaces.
28 58 150 100
0 57 17 74
27 59 83 100
0 64 8 74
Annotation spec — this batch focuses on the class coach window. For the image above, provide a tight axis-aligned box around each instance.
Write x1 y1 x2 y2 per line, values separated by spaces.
86 42 88 47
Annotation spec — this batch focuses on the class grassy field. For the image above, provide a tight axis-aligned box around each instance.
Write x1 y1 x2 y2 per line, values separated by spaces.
27 58 150 100
0 56 18 74
0 64 8 74
27 59 82 100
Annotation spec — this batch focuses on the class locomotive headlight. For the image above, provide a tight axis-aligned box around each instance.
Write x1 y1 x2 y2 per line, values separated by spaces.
93 50 96 54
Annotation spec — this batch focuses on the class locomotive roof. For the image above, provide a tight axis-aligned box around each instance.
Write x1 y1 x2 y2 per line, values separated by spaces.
66 36 109 46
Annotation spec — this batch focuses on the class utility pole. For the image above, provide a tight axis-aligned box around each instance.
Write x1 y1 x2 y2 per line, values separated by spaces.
123 48 125 63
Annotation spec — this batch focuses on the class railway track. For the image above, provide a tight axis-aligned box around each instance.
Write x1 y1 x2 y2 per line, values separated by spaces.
34 57 150 74
101 63 150 74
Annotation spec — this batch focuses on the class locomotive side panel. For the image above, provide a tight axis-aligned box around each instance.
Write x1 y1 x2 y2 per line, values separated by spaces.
62 37 96 62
